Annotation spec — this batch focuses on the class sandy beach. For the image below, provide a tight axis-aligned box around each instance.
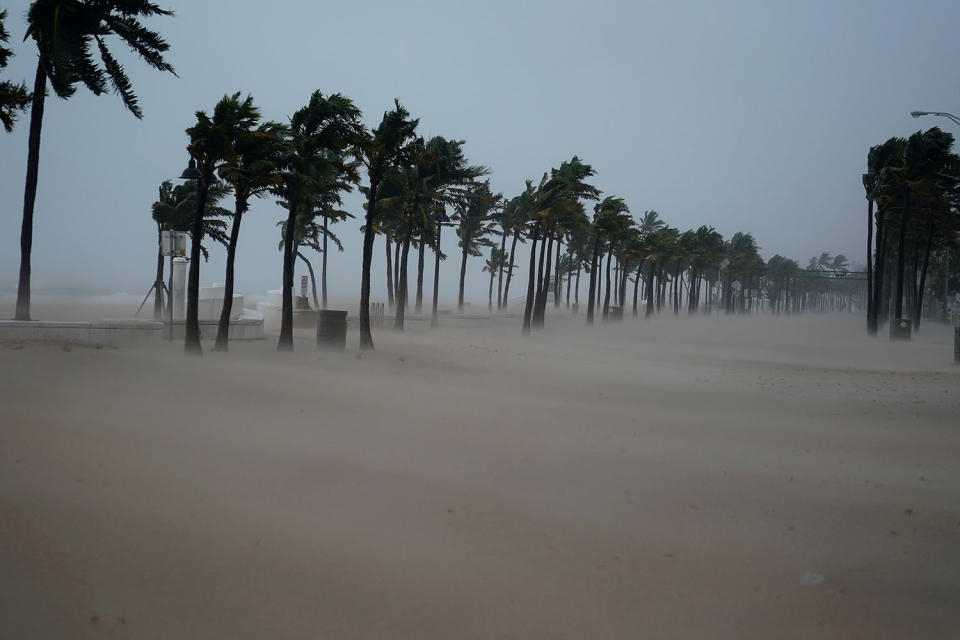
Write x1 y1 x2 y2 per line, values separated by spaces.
1 308 958 639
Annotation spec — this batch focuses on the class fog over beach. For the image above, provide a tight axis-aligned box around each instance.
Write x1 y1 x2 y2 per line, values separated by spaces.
2 0 960 638
2 302 958 639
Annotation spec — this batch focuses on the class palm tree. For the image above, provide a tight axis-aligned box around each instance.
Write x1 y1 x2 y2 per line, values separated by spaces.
864 136 906 331
587 196 630 324
483 247 510 311
526 157 600 330
184 96 260 354
355 100 419 350
16 0 175 321
275 91 362 351
212 95 286 351
151 179 232 318
501 181 535 312
452 180 501 312
0 10 30 133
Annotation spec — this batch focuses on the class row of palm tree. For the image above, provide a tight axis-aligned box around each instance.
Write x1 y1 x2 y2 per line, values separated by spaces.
863 128 959 334
5 2 886 358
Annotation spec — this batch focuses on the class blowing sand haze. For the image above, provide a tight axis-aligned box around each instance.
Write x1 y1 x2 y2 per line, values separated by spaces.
2 313 958 639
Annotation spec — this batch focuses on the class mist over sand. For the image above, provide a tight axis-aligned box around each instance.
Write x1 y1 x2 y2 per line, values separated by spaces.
1 303 958 639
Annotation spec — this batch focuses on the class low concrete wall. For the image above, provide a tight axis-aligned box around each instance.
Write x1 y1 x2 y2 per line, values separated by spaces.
0 319 164 347
166 318 264 341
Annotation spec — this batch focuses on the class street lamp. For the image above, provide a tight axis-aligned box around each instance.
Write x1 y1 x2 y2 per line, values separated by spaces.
175 156 202 345
910 110 960 127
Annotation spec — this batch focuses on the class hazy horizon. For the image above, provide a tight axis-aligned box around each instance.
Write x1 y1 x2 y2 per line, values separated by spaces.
2 0 959 304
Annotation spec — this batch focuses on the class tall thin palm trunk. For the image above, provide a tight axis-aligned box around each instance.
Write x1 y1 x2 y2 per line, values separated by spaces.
415 237 425 313
645 264 655 318
321 214 329 309
633 262 643 316
395 228 412 330
359 181 379 350
587 233 600 324
574 267 581 310
914 220 936 330
458 230 472 312
298 251 319 309
521 222 540 335
394 240 401 304
866 198 875 334
214 200 245 351
431 218 442 327
278 202 298 352
185 179 208 355
602 250 612 320
534 229 554 327
554 238 561 309
894 192 909 320
154 224 165 319
497 229 508 310
385 236 394 309
15 63 48 321
502 230 520 310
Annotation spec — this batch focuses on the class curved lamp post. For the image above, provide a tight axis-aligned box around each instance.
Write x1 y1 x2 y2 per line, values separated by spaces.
179 156 205 355
910 110 960 127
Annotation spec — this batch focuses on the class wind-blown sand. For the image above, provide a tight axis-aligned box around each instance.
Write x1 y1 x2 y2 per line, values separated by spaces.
1 309 958 639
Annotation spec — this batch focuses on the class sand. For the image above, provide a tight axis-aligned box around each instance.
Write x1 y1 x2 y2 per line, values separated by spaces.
1 307 958 639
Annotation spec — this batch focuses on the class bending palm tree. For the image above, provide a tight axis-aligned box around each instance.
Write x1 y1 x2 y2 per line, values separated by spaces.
276 91 362 351
16 0 175 321
355 100 420 350
214 95 285 351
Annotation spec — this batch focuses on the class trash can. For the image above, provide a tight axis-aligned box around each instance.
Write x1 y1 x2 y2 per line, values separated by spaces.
316 309 347 351
889 317 911 341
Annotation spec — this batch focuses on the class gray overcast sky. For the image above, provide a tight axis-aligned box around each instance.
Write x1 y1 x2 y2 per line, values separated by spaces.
2 0 959 303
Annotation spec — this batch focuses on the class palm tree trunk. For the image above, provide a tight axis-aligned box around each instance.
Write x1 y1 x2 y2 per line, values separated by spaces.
185 178 209 355
385 236 394 309
502 230 520 310
872 212 886 330
278 203 298 352
298 251 319 309
359 180 379 350
458 230 471 312
531 231 548 326
565 261 572 307
633 262 643 316
395 227 412 331
535 229 554 327
321 214 329 309
214 200 245 351
497 229 508 310
15 63 48 321
602 250 612 320
674 261 682 314
645 265 655 318
587 233 600 325
522 222 540 335
487 261 495 312
154 224 165 320
431 218 442 327
617 262 630 310
415 236 425 313
866 199 875 334
394 240 402 305
914 221 935 330
894 192 909 320
574 267 581 311
554 238 562 309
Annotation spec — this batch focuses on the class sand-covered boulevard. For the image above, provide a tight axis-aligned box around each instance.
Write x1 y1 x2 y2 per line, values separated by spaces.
1 309 958 639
